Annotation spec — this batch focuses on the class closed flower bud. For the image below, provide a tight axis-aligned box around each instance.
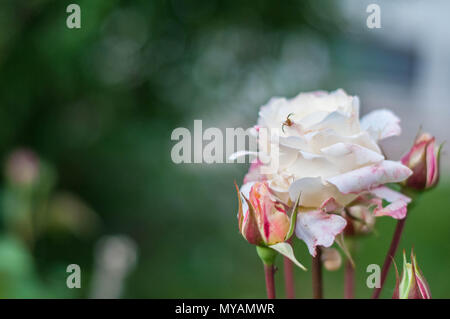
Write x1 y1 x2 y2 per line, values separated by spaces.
345 205 375 236
321 247 342 271
236 182 290 246
401 133 441 190
393 250 431 299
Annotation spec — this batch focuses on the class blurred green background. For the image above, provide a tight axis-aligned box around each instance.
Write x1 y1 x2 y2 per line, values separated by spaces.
0 0 448 298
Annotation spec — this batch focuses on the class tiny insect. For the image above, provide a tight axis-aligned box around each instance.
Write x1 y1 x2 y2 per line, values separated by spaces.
282 113 295 133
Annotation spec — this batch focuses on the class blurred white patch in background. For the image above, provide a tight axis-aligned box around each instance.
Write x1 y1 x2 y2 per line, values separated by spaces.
339 0 450 170
90 235 138 299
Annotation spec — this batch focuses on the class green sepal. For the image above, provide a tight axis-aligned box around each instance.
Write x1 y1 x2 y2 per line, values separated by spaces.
285 193 300 241
256 245 277 266
270 242 307 271
335 233 355 268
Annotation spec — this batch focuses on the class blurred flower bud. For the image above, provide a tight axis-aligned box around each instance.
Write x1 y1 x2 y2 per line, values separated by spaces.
393 250 431 299
4 149 39 186
321 247 342 271
345 205 375 236
236 182 290 246
401 133 441 190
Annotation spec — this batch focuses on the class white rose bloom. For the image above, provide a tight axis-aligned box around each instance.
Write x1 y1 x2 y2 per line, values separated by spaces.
241 89 412 256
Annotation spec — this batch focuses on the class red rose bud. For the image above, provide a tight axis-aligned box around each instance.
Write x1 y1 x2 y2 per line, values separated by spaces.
235 182 290 246
393 250 431 299
401 133 441 190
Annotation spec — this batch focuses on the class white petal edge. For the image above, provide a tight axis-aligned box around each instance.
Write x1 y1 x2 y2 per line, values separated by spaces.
360 109 401 141
371 186 411 220
295 210 347 257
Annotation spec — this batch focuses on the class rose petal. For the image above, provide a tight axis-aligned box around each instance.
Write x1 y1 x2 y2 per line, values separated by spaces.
426 139 438 188
289 177 357 208
370 186 411 220
374 200 408 219
360 109 401 140
411 253 432 299
308 110 359 136
248 182 290 245
307 130 381 154
241 196 264 245
257 97 288 129
370 186 411 204
327 160 412 194
401 136 428 167
285 151 339 180
278 135 308 151
320 142 384 172
320 197 342 212
295 209 347 256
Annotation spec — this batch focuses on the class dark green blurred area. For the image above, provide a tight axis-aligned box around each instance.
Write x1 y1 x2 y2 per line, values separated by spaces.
0 0 448 298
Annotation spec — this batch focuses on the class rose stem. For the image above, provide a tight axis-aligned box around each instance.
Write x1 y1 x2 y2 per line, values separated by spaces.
283 256 295 299
283 238 295 299
312 248 323 299
372 217 407 299
344 259 354 299
264 264 276 299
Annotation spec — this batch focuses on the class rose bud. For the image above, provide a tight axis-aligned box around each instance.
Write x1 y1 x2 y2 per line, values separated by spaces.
321 247 342 271
344 205 376 236
401 133 442 190
236 182 290 246
393 250 431 299
235 181 307 270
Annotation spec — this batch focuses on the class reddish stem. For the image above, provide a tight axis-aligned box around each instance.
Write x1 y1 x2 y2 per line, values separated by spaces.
264 264 276 299
283 256 295 299
312 248 323 299
344 259 354 299
372 217 407 299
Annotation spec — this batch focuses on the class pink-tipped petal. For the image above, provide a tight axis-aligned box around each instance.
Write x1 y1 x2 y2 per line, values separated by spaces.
374 200 408 219
241 196 264 246
235 182 244 232
370 186 411 204
396 250 432 299
295 209 347 257
327 160 412 194
411 253 432 299
401 133 441 190
320 197 342 212
401 137 428 167
247 182 290 245
370 186 411 220
425 139 438 188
